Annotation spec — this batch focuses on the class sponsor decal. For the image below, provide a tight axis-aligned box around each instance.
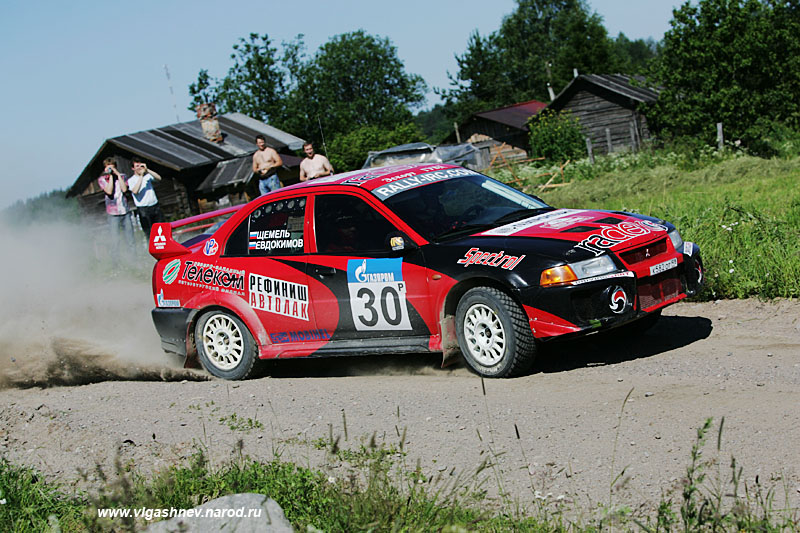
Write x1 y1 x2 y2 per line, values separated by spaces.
539 214 594 229
457 247 525 270
203 238 218 256
379 165 448 183
342 165 418 184
156 289 181 308
347 258 412 331
248 229 303 252
683 241 694 255
372 167 477 199
152 226 167 250
249 274 309 321
179 261 245 293
389 236 405 251
269 329 331 344
569 270 635 285
649 257 678 276
162 259 181 284
608 286 628 314
575 220 667 256
480 209 586 236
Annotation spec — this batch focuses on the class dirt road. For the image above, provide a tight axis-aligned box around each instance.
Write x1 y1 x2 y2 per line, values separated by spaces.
1 297 799 518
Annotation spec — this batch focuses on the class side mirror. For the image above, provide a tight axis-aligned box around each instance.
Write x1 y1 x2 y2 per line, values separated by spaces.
387 232 418 254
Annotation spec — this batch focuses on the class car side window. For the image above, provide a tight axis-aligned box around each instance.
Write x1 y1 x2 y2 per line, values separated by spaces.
314 194 397 254
224 197 306 257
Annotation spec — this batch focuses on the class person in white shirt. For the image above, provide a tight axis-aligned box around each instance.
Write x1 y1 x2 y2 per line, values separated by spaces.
299 142 334 181
128 157 164 238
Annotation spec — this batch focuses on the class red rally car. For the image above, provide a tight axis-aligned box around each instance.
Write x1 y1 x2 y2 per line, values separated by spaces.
149 164 704 380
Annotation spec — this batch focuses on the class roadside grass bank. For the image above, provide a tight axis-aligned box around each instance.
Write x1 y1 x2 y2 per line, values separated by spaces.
2 418 797 532
488 153 800 300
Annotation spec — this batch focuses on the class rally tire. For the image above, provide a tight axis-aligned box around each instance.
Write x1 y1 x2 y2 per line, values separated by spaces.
455 287 536 378
195 310 257 380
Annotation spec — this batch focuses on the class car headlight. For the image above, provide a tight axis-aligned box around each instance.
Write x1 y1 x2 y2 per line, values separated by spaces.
668 228 683 252
540 255 618 287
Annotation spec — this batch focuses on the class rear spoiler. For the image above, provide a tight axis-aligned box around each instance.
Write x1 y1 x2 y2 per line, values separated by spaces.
149 204 244 260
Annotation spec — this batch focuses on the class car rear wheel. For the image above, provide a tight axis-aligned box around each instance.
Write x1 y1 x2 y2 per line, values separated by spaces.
195 310 257 380
455 287 536 377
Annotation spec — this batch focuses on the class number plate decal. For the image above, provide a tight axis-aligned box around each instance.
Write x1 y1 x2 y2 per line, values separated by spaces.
347 258 412 331
649 257 678 276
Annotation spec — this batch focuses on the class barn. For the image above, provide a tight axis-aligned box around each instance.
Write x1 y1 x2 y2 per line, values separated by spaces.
447 99 547 150
66 112 305 224
546 74 659 154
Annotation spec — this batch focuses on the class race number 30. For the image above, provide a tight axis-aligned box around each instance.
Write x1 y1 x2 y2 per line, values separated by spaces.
347 259 412 331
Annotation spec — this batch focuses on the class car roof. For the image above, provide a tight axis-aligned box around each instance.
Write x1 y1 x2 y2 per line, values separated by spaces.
278 163 471 198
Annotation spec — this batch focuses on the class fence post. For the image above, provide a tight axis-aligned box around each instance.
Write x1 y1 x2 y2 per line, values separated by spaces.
605 128 613 154
717 122 724 150
586 137 594 164
629 122 638 152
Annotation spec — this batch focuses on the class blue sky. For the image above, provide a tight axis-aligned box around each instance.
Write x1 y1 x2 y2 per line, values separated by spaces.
0 0 680 209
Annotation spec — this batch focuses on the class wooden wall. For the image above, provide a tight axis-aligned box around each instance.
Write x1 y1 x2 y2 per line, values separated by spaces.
560 87 652 155
458 118 529 151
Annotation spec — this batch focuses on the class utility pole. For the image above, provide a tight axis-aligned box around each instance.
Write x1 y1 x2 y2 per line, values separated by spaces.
164 64 180 123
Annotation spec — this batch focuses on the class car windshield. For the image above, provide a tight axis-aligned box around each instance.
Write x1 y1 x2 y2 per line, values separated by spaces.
383 174 551 241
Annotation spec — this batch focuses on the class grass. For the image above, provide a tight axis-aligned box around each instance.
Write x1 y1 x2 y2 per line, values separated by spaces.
2 416 797 532
488 151 800 300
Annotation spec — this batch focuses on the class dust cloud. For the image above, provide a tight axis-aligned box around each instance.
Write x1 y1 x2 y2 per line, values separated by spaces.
0 221 205 388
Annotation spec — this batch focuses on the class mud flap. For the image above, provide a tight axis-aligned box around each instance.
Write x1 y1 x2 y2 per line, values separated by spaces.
439 315 461 367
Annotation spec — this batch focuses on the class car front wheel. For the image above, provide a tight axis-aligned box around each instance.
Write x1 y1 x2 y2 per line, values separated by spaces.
195 310 257 380
455 287 536 378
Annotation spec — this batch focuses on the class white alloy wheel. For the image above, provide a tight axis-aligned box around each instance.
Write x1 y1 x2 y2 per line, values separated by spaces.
463 303 507 367
199 313 246 372
454 287 536 377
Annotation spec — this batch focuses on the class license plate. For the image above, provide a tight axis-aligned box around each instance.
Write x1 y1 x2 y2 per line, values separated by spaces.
650 257 678 276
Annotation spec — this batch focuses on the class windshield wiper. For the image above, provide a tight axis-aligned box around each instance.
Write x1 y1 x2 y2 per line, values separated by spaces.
491 207 553 226
432 224 494 242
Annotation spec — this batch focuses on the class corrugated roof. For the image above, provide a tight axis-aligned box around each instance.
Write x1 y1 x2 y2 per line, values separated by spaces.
68 113 305 197
196 154 303 193
474 99 548 130
550 74 660 110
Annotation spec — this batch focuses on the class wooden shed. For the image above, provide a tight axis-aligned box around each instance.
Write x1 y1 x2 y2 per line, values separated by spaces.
546 74 659 154
446 99 547 152
66 113 304 224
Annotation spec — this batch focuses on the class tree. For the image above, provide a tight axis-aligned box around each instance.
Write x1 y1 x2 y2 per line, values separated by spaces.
280 31 427 141
646 0 800 147
610 33 659 75
189 33 285 122
443 0 614 119
326 122 424 172
191 31 427 152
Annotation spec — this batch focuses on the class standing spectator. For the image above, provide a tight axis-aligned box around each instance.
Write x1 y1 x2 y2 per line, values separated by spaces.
128 157 164 238
252 134 283 195
299 142 334 181
98 156 134 264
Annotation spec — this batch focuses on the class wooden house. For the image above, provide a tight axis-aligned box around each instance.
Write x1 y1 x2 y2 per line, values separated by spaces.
446 99 547 152
546 74 659 154
67 113 304 224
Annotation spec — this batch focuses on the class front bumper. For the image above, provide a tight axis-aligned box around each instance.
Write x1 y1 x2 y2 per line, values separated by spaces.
523 243 704 340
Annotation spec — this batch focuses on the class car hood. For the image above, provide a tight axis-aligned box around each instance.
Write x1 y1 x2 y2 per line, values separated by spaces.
474 208 671 257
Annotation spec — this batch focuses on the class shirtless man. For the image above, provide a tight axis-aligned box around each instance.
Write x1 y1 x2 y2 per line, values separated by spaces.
299 142 334 181
252 134 283 195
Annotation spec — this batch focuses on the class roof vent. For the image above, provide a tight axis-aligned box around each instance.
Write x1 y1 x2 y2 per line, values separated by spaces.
196 103 223 143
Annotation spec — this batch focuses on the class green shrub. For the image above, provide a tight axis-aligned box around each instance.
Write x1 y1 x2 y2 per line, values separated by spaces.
324 122 424 172
742 119 800 159
527 109 585 163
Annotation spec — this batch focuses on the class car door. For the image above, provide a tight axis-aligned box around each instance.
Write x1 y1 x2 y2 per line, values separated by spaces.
221 195 317 343
306 192 433 344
